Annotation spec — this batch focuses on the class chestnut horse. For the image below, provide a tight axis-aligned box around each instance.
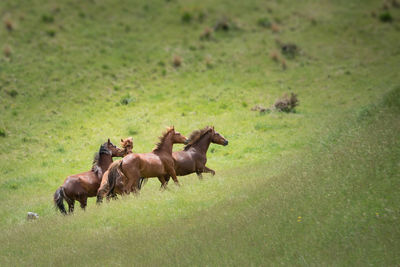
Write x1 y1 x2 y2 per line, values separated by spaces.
96 137 134 203
97 127 187 201
142 126 228 187
53 139 129 214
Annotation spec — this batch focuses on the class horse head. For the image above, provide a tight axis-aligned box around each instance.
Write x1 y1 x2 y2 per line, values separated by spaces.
105 138 125 157
170 126 188 144
120 137 133 155
210 126 228 146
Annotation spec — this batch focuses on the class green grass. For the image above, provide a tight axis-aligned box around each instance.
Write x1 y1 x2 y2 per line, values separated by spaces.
1 0 400 265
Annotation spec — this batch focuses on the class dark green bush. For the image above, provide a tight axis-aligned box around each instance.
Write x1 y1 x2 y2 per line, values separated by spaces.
181 11 192 23
120 94 135 105
46 29 56 37
379 12 393 22
7 89 18 97
41 14 54 23
257 17 271 28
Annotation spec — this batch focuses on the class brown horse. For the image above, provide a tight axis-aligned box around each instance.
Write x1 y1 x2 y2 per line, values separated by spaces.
98 127 187 201
53 139 128 214
142 126 228 187
96 137 134 203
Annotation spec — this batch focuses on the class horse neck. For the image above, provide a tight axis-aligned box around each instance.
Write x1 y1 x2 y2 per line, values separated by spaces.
97 153 113 173
156 134 174 155
191 132 212 154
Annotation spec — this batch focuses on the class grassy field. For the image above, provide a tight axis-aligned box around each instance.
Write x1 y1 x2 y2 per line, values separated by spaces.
1 0 399 265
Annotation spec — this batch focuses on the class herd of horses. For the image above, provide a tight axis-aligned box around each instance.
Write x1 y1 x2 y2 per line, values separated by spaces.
53 126 228 214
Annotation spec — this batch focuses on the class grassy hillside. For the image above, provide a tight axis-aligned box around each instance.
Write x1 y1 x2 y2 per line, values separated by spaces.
1 0 399 265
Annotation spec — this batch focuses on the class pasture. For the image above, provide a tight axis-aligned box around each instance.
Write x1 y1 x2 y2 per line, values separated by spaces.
0 0 399 265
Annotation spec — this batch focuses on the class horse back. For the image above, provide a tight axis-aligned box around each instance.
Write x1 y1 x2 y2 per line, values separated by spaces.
63 171 100 197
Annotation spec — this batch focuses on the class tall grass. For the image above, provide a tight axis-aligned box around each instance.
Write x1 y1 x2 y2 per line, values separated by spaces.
1 88 399 265
1 0 400 265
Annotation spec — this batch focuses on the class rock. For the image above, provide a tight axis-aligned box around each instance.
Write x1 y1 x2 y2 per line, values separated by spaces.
27 212 39 220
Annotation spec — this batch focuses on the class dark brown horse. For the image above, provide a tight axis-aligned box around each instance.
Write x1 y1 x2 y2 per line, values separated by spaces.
142 126 228 187
53 139 128 214
98 127 187 201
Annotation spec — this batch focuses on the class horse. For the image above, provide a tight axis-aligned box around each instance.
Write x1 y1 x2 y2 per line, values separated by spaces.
96 137 134 203
53 139 129 214
141 126 228 187
97 127 187 201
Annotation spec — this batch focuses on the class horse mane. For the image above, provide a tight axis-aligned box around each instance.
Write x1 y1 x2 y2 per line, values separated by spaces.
121 137 133 154
184 126 212 150
91 143 110 178
152 127 174 152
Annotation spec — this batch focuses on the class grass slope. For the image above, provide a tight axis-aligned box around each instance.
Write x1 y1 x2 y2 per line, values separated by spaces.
0 0 399 265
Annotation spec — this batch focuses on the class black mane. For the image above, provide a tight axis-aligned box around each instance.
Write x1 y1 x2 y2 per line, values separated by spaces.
91 143 111 178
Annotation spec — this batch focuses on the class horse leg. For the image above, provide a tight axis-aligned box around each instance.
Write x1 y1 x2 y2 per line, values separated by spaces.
79 197 87 210
167 168 180 186
158 176 169 187
196 171 203 180
68 200 75 214
96 182 109 204
203 166 216 176
124 170 140 195
158 176 168 190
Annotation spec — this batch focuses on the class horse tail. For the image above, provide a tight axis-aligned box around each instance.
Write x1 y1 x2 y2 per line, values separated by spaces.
138 178 148 190
54 186 67 215
107 160 122 198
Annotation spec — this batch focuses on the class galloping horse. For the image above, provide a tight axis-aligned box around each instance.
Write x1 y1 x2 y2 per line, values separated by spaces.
53 139 129 214
97 127 187 201
142 126 228 187
96 137 134 203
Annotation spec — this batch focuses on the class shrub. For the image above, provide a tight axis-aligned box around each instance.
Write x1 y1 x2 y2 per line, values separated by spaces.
257 17 271 28
7 89 18 97
56 146 65 153
41 14 54 23
200 27 213 40
181 7 207 24
46 29 56 37
270 51 279 62
128 127 139 135
0 128 6 137
281 43 299 59
4 19 14 31
274 93 299 112
181 10 192 23
3 45 12 58
379 12 393 22
214 17 230 31
120 94 135 105
172 55 182 68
